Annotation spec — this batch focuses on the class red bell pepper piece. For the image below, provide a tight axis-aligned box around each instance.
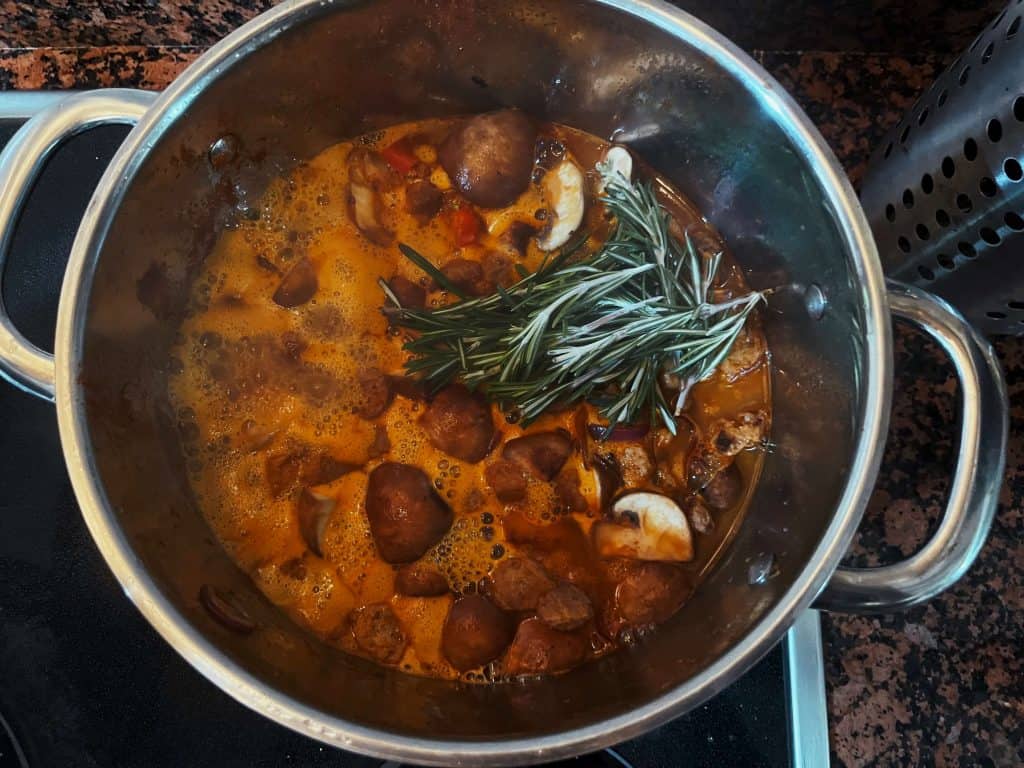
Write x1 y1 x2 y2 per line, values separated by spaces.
380 140 417 174
451 208 481 246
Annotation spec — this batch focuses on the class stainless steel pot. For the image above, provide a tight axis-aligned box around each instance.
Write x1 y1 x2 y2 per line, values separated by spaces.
0 1 1008 764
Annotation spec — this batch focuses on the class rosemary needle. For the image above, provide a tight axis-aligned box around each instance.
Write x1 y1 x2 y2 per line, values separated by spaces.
381 159 766 434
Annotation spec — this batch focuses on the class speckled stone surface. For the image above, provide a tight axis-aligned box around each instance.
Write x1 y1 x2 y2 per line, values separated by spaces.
0 2 1021 766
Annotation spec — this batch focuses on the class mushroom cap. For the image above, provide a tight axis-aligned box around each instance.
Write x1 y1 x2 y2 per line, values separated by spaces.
592 491 694 562
537 160 585 252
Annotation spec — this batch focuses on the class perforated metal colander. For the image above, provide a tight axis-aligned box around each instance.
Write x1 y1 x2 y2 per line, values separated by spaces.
860 1 1024 336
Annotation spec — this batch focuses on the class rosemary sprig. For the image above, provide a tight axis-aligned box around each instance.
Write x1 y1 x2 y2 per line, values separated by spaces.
382 159 765 434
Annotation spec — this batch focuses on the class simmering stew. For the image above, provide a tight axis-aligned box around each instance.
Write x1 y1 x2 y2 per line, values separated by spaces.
168 111 770 681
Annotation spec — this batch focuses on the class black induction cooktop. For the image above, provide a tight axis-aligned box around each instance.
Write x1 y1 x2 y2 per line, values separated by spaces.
0 92 828 768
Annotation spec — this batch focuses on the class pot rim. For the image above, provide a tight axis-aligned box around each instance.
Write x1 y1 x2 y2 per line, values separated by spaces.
53 0 891 763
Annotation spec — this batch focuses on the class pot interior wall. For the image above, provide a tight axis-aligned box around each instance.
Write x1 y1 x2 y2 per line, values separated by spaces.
79 0 864 740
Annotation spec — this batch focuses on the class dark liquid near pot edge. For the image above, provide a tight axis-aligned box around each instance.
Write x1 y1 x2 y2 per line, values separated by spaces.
167 113 770 682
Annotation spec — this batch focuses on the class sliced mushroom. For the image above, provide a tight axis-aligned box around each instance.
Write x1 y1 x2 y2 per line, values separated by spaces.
681 494 714 534
349 179 393 246
592 492 693 562
600 145 633 187
296 488 335 556
347 149 394 246
702 463 743 511
537 160 585 251
199 584 256 635
500 220 537 255
272 257 318 307
502 430 572 481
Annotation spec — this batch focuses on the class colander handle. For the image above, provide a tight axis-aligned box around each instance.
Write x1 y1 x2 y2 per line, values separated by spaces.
0 89 155 400
816 281 1008 613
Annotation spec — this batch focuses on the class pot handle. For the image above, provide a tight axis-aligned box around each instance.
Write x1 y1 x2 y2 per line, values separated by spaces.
0 89 156 400
815 281 1008 613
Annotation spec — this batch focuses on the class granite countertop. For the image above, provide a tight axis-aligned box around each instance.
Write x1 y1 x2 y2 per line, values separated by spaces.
0 1 1021 765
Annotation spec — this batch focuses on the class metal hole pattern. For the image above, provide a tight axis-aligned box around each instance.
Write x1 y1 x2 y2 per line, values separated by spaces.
861 1 1024 334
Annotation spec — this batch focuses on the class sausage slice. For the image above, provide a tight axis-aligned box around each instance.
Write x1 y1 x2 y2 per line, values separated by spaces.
504 618 589 676
352 603 407 664
489 557 555 612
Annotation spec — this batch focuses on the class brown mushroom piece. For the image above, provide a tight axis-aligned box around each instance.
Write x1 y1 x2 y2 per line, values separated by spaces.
357 368 393 419
438 110 536 208
265 449 302 497
272 257 318 308
266 446 357 497
306 452 360 486
441 594 514 671
440 258 493 297
536 160 585 252
347 149 394 246
702 463 743 511
599 146 633 187
489 557 555 612
349 180 392 245
420 384 495 463
296 488 336 556
536 583 593 631
395 562 449 597
504 617 589 676
553 468 588 513
199 584 256 635
481 250 515 288
387 374 429 401
386 275 426 309
501 220 536 255
404 179 443 223
501 430 572 481
592 492 694 562
365 462 453 563
611 561 691 629
682 494 715 534
484 460 527 503
352 603 407 664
